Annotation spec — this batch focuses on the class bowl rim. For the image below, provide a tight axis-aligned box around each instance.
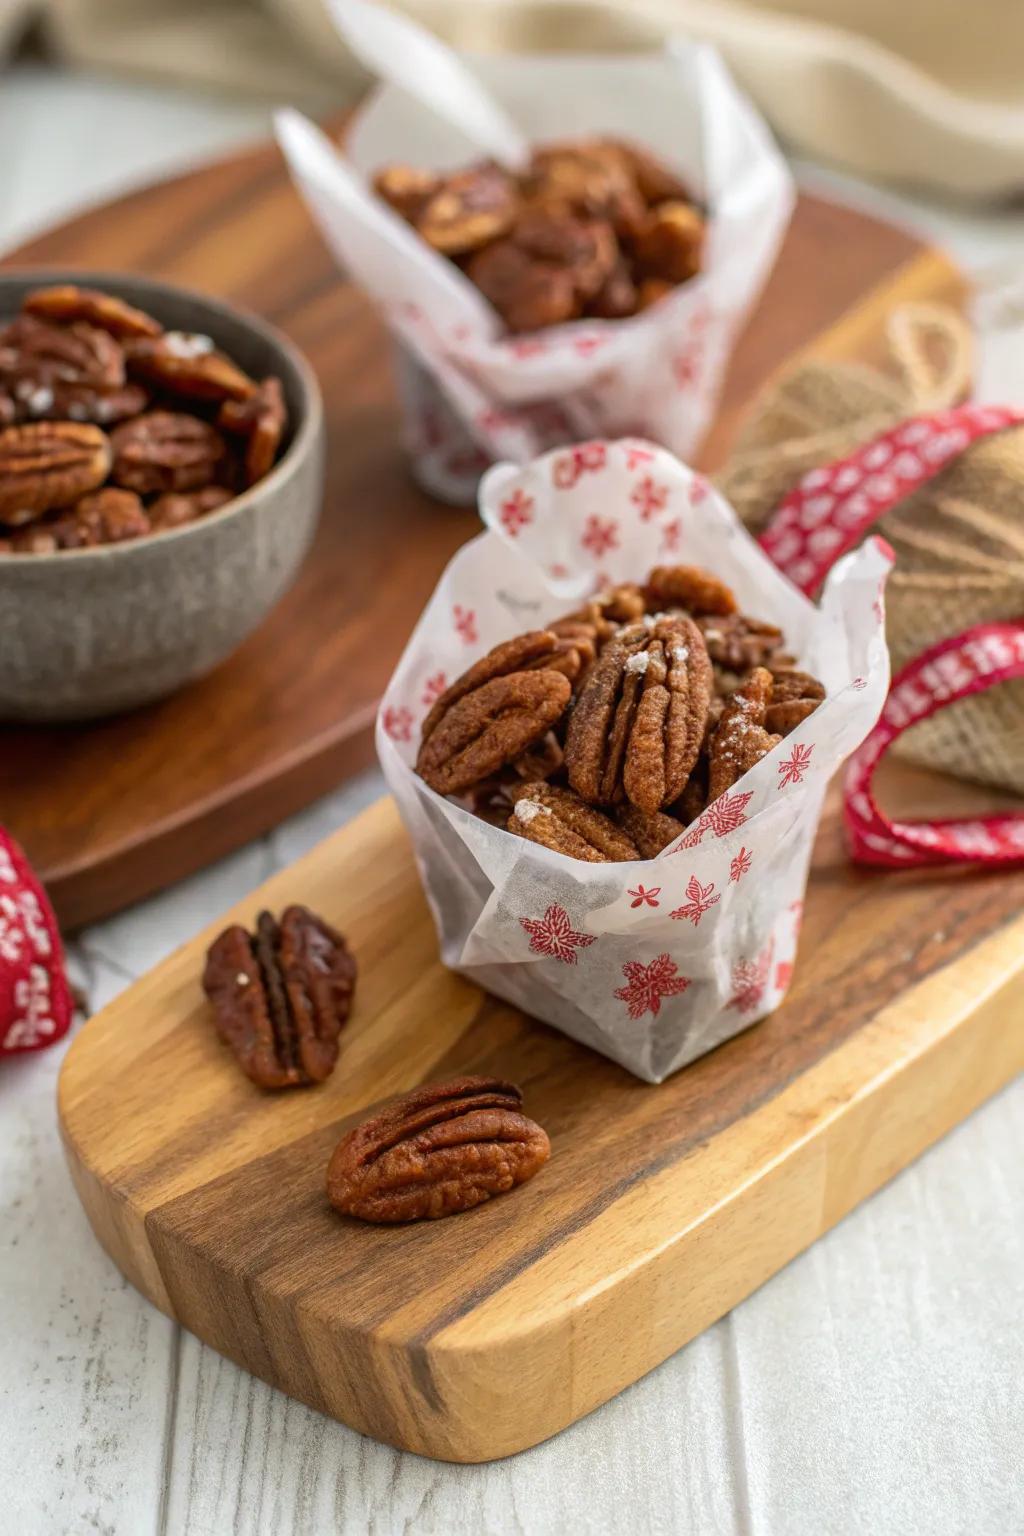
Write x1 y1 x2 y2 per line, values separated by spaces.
0 267 323 566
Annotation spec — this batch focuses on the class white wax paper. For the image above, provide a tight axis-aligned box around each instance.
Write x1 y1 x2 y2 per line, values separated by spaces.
277 37 794 503
376 440 891 1083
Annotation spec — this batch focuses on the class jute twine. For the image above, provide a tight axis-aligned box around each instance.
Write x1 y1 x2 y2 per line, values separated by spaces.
717 304 1024 796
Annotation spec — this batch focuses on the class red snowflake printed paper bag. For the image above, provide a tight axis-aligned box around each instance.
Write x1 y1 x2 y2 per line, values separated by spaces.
0 829 73 1056
377 440 890 1082
278 40 793 504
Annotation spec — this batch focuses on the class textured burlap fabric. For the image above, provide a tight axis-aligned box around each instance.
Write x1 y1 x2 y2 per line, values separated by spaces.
718 305 1024 797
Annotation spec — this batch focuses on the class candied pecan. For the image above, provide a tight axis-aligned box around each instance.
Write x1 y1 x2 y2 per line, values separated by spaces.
110 410 224 494
637 277 674 311
513 210 618 304
421 630 566 743
217 375 287 484
415 162 519 255
765 667 826 736
465 240 578 332
645 564 737 617
23 284 163 340
588 260 638 319
48 380 150 427
512 730 564 781
126 331 256 402
326 1074 549 1222
508 781 639 862
0 392 15 426
417 668 571 795
148 485 234 531
620 142 693 206
615 803 684 859
203 905 356 1089
634 201 704 284
42 488 151 549
526 140 643 234
565 615 712 814
0 421 111 523
552 582 646 649
0 315 125 395
372 164 440 223
696 613 787 673
674 762 708 827
707 668 781 801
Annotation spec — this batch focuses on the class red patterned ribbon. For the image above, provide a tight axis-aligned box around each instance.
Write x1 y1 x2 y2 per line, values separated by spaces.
757 403 1024 867
0 828 73 1056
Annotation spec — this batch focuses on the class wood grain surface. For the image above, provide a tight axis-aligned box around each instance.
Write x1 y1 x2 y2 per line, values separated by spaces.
58 780 1024 1464
0 128 965 932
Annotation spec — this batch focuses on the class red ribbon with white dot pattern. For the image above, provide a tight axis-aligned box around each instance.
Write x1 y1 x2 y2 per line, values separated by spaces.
757 404 1024 867
0 828 73 1056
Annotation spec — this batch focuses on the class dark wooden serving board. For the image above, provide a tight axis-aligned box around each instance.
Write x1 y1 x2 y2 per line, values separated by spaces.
0 134 965 929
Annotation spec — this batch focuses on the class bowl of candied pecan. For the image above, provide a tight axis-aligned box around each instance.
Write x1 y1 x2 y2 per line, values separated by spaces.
376 438 891 1082
0 272 323 720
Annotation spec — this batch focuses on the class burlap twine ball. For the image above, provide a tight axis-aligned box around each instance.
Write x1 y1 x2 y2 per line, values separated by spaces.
717 304 1024 797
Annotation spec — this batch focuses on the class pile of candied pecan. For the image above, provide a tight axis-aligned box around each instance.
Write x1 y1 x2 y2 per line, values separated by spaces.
415 564 825 861
374 137 704 332
0 284 287 554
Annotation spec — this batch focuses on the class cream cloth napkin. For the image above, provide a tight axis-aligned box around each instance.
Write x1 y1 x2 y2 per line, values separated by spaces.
5 0 1023 199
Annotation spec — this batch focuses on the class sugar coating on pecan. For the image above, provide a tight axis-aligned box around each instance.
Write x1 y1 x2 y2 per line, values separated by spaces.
24 285 163 340
0 421 112 523
644 564 737 617
203 904 356 1089
110 410 225 494
417 668 571 796
565 615 712 814
615 803 684 859
0 314 126 392
707 668 782 801
509 781 640 862
126 331 256 402
326 1074 550 1222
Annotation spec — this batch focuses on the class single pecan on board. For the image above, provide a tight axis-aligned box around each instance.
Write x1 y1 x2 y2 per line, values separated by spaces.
24 284 163 339
126 331 256 402
707 667 782 801
766 667 826 736
203 905 357 1089
565 614 712 814
508 781 640 862
326 1075 550 1222
110 410 225 494
218 375 287 485
0 421 111 523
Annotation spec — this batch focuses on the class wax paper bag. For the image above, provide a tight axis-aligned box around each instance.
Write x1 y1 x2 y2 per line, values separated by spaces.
375 440 890 1082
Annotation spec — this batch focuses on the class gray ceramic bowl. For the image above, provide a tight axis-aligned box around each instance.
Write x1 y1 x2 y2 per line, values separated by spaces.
0 270 324 721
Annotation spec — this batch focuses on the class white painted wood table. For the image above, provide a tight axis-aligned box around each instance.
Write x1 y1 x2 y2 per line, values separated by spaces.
1 67 1023 1536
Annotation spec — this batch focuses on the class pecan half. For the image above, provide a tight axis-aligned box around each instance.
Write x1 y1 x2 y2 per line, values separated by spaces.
525 139 644 235
217 375 287 485
707 668 782 801
373 164 440 223
508 781 639 862
644 564 737 617
36 488 151 550
415 162 520 255
126 332 256 402
203 905 356 1089
326 1075 550 1222
110 410 224 494
464 240 578 333
420 630 568 745
696 613 787 673
24 284 163 339
633 201 704 284
148 485 234 532
417 667 571 795
551 582 646 649
766 667 826 736
0 421 111 523
615 803 684 859
637 277 674 311
0 314 125 393
621 142 693 206
565 615 712 814
513 210 619 305
588 259 638 319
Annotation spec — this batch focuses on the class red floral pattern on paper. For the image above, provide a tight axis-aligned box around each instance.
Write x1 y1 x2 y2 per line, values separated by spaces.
775 960 794 991
660 516 683 554
850 677 867 691
552 441 607 489
672 346 700 388
581 515 619 558
688 476 710 506
520 904 596 964
421 672 447 708
627 884 660 909
670 876 720 926
676 789 753 849
453 605 478 645
614 954 690 1019
507 336 547 359
573 335 606 358
777 742 814 788
623 442 655 471
630 476 669 522
728 938 774 1013
729 847 752 882
382 706 413 743
499 488 534 538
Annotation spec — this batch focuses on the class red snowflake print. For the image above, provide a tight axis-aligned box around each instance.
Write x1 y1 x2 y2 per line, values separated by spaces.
418 406 445 451
399 300 423 323
451 322 473 343
670 875 720 925
850 676 867 691
520 904 596 964
729 846 752 882
552 442 607 489
630 475 669 522
508 336 547 359
453 605 478 645
660 516 683 553
688 475 710 506
677 789 753 848
381 705 413 743
628 885 661 909
777 742 814 788
581 515 619 559
499 487 534 538
549 562 570 580
421 672 447 707
775 960 794 991
477 406 513 434
728 939 774 1013
623 443 655 470
672 347 700 388
615 954 690 1019
573 335 606 357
